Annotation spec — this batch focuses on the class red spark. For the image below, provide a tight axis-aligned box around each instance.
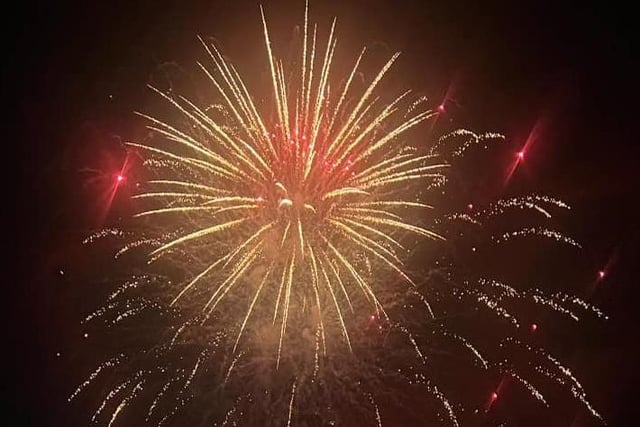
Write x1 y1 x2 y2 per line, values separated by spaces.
598 270 605 279
531 323 538 332
491 392 498 401
504 118 546 187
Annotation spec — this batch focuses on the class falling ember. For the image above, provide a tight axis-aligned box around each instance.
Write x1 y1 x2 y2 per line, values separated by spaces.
517 150 525 160
484 390 499 413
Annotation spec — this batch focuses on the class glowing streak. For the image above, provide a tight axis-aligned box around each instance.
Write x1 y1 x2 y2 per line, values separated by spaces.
327 53 400 156
149 218 247 257
260 6 289 142
202 241 264 319
170 255 230 306
318 255 352 351
233 263 275 353
321 250 354 312
127 143 237 181
307 243 327 355
133 205 254 218
108 380 144 427
346 214 444 241
286 381 297 427
340 217 405 249
277 250 296 368
322 187 369 201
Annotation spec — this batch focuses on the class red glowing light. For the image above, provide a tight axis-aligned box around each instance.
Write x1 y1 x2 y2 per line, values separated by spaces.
517 151 525 160
531 323 538 332
467 203 473 210
116 174 125 183
437 104 445 113
491 392 498 400
598 270 605 279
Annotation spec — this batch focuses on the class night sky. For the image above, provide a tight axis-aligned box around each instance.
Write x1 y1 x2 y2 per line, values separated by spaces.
9 0 638 425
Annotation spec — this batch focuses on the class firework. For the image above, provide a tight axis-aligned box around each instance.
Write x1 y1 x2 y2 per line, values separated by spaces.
126 2 448 363
70 3 605 426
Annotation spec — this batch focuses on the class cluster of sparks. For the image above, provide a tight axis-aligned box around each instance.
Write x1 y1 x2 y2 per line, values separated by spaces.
68 3 606 426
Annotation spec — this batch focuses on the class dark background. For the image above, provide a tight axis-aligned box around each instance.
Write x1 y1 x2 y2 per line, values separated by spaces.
8 0 637 425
